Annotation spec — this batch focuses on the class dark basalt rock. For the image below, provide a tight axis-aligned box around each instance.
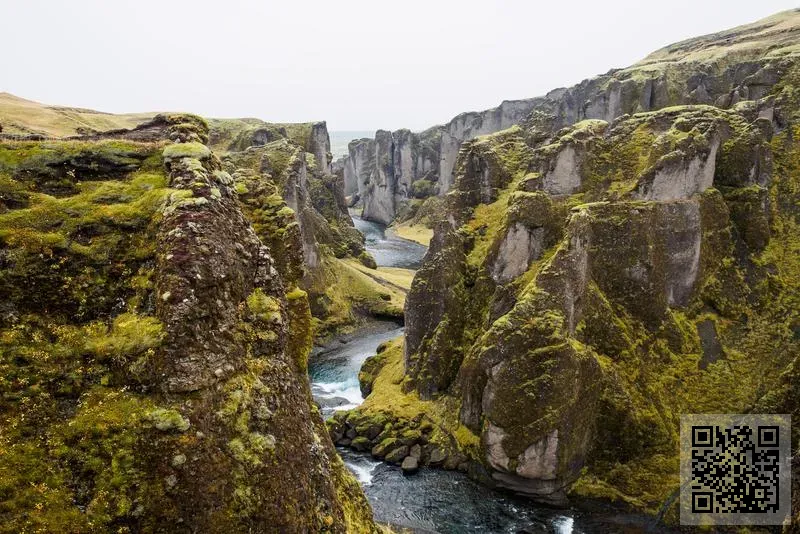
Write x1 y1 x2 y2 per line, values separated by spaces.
401 456 419 474
0 119 377 532
343 16 800 522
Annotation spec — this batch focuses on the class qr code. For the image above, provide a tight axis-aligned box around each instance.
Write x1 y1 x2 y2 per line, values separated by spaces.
681 414 790 526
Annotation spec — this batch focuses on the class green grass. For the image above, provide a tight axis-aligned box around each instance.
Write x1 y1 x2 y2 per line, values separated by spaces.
389 221 433 246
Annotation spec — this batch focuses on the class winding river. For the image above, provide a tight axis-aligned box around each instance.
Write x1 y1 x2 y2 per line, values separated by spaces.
309 215 669 533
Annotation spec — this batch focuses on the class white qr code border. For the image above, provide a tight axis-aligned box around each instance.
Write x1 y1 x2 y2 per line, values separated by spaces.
680 414 791 526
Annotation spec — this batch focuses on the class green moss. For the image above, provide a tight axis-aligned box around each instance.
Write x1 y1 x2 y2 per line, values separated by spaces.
146 408 190 432
0 173 30 210
409 179 437 199
286 287 306 301
721 185 770 251
471 126 534 180
372 438 400 457
0 165 171 320
0 139 158 173
83 313 164 362
0 138 190 530
276 205 295 218
246 288 282 324
583 121 655 198
464 173 524 268
0 387 183 532
227 432 275 466
162 141 211 162
358 251 377 269
286 287 313 372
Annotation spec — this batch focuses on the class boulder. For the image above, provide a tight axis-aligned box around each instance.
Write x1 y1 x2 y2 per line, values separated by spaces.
351 437 371 452
372 437 401 458
384 446 410 464
427 446 446 466
401 456 419 474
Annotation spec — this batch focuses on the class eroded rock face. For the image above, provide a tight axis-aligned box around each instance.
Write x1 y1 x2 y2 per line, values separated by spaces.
637 136 721 201
491 223 545 283
220 122 370 338
334 10 800 225
0 118 377 532
396 96 793 510
341 129 440 224
310 121 332 173
438 100 540 193
156 145 264 392
542 145 582 195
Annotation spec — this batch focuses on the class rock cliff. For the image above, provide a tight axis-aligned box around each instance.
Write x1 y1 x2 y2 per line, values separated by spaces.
217 120 405 339
334 10 800 523
337 9 800 226
1 97 407 340
0 115 377 532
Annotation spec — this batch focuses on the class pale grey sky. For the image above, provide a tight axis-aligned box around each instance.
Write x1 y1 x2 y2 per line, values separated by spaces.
3 0 797 131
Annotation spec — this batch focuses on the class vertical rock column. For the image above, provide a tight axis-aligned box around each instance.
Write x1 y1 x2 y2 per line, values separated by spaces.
152 137 376 532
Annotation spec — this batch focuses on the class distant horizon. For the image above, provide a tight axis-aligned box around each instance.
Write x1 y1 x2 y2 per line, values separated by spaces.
3 2 798 131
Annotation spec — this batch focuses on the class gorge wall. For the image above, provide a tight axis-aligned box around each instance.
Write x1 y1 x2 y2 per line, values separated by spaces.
338 9 800 226
0 115 378 532
333 8 800 524
214 119 405 339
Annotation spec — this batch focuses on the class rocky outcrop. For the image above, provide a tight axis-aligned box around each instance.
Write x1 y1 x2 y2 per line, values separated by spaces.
310 121 332 173
0 116 377 531
219 121 390 338
342 59 800 521
336 9 800 225
437 100 540 194
341 129 440 224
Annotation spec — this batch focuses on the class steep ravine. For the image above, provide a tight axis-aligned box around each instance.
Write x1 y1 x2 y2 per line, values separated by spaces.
309 220 672 533
330 10 800 529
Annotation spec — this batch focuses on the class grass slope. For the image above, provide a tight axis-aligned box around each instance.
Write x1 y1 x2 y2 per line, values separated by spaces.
0 93 155 137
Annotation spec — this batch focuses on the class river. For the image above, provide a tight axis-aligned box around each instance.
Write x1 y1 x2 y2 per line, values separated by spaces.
308 215 670 533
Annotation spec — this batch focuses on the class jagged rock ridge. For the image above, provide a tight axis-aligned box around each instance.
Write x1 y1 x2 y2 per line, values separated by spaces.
338 8 800 225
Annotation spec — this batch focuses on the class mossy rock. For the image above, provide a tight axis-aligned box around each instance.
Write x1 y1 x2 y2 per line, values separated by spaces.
393 92 800 515
384 445 410 464
371 438 401 458
0 136 378 532
410 179 437 199
163 141 211 163
350 436 372 452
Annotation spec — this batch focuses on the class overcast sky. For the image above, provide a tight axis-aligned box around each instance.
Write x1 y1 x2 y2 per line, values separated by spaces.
3 1 797 131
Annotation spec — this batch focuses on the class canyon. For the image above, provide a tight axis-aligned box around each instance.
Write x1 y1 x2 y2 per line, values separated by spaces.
1 7 800 533
333 7 800 528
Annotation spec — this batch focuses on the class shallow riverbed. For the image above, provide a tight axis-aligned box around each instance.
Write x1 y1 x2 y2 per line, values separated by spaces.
351 212 428 269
